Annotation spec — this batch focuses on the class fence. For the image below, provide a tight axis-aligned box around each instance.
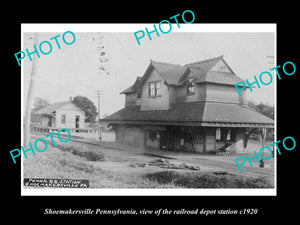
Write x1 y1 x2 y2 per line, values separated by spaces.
30 124 96 134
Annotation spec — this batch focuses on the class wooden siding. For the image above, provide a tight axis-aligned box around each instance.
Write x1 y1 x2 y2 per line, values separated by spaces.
205 83 239 103
55 103 85 129
140 68 170 111
125 93 137 106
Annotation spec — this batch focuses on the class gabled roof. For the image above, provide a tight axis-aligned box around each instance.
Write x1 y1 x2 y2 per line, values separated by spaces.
179 55 243 84
121 56 246 94
35 101 70 114
150 60 183 85
101 102 274 128
188 67 246 86
185 55 227 74
120 77 142 94
34 101 84 115
184 55 235 73
121 60 184 95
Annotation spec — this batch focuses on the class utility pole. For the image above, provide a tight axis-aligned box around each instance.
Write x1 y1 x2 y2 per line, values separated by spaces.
45 96 49 106
266 55 274 65
93 90 104 139
24 33 38 145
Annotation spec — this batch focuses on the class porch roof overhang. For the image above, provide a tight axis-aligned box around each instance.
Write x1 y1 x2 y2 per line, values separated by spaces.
104 119 273 128
101 101 274 128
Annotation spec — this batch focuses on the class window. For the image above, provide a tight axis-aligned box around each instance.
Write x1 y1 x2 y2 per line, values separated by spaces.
75 115 80 128
61 114 66 124
216 128 231 141
187 78 195 94
148 81 161 97
226 130 231 141
149 82 155 96
155 82 161 95
149 130 158 141
216 128 221 140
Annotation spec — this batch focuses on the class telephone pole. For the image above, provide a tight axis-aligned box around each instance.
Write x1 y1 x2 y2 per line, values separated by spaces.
266 55 274 65
45 96 49 106
93 90 104 138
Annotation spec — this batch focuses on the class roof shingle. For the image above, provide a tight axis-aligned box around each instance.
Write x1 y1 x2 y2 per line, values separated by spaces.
34 101 71 114
102 102 274 127
122 56 244 94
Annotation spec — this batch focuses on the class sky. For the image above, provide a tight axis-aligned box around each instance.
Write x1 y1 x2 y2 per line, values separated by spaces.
23 27 275 118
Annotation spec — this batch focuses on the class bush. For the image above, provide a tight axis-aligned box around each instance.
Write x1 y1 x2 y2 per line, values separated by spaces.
145 171 178 184
145 171 273 188
58 159 96 173
84 151 105 161
54 143 105 162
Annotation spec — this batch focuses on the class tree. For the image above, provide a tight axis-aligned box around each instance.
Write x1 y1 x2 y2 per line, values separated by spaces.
31 97 50 123
32 97 50 112
247 100 274 120
247 100 274 141
72 96 97 122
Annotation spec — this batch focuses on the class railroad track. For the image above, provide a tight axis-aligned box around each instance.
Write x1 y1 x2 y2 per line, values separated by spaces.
31 131 103 147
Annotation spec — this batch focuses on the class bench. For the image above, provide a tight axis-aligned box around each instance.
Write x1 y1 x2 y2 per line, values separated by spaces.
214 143 232 155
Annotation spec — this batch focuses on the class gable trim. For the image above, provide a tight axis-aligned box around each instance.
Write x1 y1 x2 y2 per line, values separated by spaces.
213 58 236 75
138 62 169 88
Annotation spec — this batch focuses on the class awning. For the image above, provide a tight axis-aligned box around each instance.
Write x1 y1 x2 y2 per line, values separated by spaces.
101 101 274 128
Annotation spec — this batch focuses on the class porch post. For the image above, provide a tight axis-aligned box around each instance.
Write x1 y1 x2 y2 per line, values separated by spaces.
259 127 267 168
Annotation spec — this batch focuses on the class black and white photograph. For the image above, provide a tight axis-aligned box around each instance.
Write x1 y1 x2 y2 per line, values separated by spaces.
3 4 299 221
21 24 276 195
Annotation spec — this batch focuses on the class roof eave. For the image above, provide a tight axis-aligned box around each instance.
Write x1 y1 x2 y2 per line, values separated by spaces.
194 80 249 87
100 119 274 128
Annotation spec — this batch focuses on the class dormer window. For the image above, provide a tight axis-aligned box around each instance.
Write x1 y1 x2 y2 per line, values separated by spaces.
187 78 195 95
149 82 155 96
156 82 161 95
149 81 161 97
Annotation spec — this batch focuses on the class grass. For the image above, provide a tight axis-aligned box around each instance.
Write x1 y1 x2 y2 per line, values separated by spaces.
25 134 274 189
145 171 273 188
45 138 106 162
57 158 97 174
24 135 174 188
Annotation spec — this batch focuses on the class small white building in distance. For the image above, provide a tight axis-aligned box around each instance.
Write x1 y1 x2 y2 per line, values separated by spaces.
34 97 86 130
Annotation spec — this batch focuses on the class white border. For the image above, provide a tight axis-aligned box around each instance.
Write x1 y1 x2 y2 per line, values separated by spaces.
21 23 277 196
21 23 276 33
22 188 275 196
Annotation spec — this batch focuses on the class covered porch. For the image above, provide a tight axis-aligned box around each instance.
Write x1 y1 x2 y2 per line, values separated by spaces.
111 123 273 154
102 101 274 154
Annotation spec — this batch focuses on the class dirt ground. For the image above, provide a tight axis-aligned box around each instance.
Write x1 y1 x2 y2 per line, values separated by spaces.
82 137 275 178
23 133 275 188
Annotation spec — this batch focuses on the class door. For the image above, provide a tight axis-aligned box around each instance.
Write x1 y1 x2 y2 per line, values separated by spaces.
47 118 52 127
75 115 80 129
159 131 168 150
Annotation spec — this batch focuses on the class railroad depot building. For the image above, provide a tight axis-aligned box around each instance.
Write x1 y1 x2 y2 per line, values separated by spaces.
101 56 274 153
34 98 86 132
